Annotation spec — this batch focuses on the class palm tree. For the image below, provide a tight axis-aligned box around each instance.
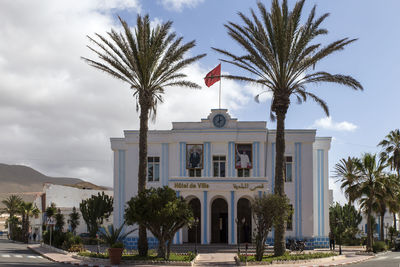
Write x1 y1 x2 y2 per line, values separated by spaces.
378 129 400 231
68 207 80 235
212 0 363 255
379 129 400 177
353 153 387 251
19 202 40 243
82 15 205 256
334 157 360 205
1 195 22 239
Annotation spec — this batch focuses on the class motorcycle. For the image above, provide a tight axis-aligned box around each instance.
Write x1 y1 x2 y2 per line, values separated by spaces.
286 239 306 252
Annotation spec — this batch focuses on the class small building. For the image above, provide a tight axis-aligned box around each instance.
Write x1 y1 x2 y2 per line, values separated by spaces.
111 109 331 249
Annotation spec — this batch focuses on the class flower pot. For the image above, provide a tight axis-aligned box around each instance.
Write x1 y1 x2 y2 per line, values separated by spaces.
108 247 123 265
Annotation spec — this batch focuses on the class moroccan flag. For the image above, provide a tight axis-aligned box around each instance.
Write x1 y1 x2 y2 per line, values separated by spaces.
204 64 221 87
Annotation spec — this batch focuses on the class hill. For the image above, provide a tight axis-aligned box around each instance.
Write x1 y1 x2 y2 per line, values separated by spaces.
0 163 109 195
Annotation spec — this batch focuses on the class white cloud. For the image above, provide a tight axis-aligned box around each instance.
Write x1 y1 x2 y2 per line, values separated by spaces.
158 0 204 12
0 1 251 187
312 117 358 132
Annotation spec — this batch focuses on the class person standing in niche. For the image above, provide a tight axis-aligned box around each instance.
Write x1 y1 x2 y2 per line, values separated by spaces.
189 148 201 168
236 147 251 168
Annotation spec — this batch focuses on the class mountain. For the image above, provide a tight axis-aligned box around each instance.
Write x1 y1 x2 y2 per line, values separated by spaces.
0 163 109 194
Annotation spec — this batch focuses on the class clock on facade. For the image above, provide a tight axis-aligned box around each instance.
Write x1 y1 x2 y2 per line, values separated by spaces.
213 114 226 128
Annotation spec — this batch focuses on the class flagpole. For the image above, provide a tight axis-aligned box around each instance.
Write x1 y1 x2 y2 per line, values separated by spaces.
219 63 221 109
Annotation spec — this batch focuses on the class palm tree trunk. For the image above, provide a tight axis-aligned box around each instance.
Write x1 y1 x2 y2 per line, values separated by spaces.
274 108 287 256
366 209 373 251
138 101 149 257
393 212 397 232
380 211 385 241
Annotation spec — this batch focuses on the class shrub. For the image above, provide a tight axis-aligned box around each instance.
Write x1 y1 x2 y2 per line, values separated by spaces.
373 241 387 253
111 242 124 248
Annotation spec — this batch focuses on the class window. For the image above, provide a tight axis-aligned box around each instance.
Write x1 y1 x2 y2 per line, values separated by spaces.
285 156 293 182
237 168 250 177
147 157 160 182
287 204 293 230
213 156 226 177
189 169 202 177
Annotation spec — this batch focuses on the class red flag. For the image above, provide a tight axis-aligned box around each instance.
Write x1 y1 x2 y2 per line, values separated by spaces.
204 64 221 87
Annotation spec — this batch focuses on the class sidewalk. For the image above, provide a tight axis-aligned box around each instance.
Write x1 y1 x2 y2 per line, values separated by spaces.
28 243 374 267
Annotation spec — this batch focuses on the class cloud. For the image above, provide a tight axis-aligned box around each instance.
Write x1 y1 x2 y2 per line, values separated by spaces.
158 0 204 12
312 117 358 132
0 1 251 187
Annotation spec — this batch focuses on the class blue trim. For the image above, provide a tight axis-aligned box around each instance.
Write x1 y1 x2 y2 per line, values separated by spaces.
317 149 323 236
203 191 208 244
169 179 268 183
257 142 260 177
295 144 298 237
118 150 125 227
162 143 169 186
179 142 187 177
299 143 302 237
258 191 262 198
208 143 211 177
271 143 275 193
228 142 234 177
321 149 324 236
175 190 181 244
230 191 235 244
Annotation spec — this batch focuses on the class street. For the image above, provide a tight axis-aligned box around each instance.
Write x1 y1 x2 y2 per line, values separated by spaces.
0 236 73 267
350 251 400 267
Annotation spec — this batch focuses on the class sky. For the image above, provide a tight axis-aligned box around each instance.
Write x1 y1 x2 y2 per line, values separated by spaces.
1 0 399 204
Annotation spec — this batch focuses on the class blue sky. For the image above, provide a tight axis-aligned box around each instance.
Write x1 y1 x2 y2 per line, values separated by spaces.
0 0 399 204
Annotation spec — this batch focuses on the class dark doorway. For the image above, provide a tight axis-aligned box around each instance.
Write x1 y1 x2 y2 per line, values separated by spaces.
188 198 201 243
237 198 252 243
211 198 228 243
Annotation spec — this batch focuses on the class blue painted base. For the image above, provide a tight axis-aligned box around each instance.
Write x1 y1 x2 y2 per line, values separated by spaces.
123 237 159 250
266 236 329 249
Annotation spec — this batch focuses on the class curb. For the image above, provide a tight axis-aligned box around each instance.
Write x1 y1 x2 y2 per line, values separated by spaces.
297 255 374 267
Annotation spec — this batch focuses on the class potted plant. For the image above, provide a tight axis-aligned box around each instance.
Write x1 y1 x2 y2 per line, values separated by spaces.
98 222 136 265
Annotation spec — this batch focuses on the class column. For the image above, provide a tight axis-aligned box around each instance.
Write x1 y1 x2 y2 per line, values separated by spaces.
230 191 236 244
202 191 208 244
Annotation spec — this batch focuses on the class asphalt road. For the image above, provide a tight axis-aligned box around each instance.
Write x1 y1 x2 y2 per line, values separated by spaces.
0 236 73 267
350 251 400 267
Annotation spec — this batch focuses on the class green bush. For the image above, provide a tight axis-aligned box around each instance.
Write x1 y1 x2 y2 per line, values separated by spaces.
239 252 337 263
373 241 387 253
111 242 124 248
68 244 85 252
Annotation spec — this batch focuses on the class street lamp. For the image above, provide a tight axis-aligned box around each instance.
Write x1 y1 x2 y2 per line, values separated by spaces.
235 217 245 255
336 218 343 255
193 217 199 255
385 223 389 244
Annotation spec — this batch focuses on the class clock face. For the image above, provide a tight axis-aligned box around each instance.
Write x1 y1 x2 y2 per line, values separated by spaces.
213 114 226 128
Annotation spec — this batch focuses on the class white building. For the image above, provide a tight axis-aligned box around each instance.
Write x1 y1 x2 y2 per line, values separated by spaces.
31 183 113 240
111 109 331 249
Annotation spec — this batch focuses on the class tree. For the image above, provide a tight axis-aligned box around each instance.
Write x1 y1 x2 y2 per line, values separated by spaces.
19 202 40 243
55 208 65 232
378 129 400 231
99 222 136 247
68 207 80 235
334 157 360 205
353 153 387 251
213 0 362 255
252 194 291 261
125 187 193 260
45 203 57 218
79 192 113 238
82 15 205 257
1 195 22 240
329 203 362 245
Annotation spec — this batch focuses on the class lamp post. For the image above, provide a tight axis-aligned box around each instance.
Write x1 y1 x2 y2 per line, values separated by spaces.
235 217 245 255
194 217 199 255
385 223 389 244
336 218 342 255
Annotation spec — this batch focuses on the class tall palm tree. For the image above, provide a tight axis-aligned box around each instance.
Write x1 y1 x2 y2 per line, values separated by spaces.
378 129 400 177
213 0 363 255
378 130 400 231
334 157 360 205
1 195 22 239
353 153 387 251
387 176 400 232
374 174 397 241
82 15 205 256
19 202 40 243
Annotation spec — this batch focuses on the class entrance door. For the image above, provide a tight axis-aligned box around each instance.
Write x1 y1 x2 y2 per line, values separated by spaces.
188 198 201 243
237 198 252 243
211 198 228 243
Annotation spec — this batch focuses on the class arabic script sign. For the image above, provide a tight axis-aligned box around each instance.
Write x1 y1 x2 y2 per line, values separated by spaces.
172 182 265 191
